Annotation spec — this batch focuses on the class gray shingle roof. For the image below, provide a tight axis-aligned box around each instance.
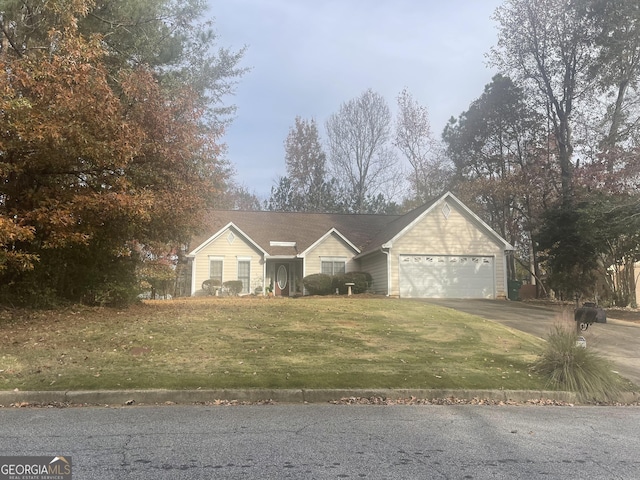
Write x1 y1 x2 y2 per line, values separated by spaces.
189 199 439 257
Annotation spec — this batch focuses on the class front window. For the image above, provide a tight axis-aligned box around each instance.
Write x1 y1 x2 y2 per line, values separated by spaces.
238 260 250 294
209 258 223 285
321 258 346 275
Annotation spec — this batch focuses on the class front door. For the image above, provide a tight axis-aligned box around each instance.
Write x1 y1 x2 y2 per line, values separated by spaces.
275 263 289 296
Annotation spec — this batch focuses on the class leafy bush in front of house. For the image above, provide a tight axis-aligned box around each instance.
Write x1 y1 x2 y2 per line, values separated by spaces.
534 324 623 403
223 280 244 296
331 272 372 294
202 279 221 295
303 272 372 295
303 274 333 295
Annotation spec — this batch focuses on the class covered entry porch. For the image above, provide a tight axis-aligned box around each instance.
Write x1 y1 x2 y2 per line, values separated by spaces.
265 258 304 296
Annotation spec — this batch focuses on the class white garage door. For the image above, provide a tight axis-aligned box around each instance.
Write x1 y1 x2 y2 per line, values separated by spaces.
399 255 495 299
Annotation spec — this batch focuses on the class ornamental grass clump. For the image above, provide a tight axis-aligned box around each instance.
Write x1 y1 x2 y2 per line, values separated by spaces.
534 324 623 403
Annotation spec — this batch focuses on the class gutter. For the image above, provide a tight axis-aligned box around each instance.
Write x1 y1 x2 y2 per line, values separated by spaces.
383 247 391 297
190 257 196 296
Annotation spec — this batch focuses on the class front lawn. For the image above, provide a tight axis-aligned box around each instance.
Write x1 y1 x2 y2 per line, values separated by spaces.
1 296 550 391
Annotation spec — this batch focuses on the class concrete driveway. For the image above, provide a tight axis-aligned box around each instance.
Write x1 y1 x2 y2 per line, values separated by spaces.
421 299 640 387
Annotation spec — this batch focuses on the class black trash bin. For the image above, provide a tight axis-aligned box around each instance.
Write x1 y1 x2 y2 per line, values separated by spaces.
574 302 606 324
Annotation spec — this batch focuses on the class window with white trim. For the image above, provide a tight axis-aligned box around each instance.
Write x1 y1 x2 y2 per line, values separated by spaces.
321 257 346 275
237 258 251 294
209 257 223 286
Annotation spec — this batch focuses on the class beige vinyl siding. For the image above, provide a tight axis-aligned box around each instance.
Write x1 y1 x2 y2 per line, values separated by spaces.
388 201 506 297
304 232 358 275
359 251 388 295
192 227 264 295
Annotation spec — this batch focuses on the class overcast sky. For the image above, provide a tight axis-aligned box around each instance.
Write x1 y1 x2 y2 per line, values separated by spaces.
211 0 504 200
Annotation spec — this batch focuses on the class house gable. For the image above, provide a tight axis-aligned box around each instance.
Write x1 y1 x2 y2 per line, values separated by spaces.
391 200 505 254
300 228 361 257
188 223 267 296
383 192 513 251
302 229 361 276
384 193 512 298
188 222 268 258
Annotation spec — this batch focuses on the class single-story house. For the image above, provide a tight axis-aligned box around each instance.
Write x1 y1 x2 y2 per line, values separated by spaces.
187 191 514 299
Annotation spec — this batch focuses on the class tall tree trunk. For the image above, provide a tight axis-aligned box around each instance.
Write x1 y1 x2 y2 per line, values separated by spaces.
602 79 629 175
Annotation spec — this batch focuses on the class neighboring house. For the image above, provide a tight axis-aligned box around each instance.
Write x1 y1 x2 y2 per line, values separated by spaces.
187 191 514 299
633 261 640 307
606 260 639 308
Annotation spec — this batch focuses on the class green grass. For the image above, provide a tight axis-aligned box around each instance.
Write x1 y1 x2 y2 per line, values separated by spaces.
1 296 552 391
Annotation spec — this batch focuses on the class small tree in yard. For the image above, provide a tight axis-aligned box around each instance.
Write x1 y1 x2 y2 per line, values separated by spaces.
137 261 175 299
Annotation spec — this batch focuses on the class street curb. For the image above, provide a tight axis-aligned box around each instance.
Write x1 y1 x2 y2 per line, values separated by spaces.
0 388 608 406
1 389 638 407
300 389 580 404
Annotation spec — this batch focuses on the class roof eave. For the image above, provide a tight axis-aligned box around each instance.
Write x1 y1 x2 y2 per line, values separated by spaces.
354 245 391 260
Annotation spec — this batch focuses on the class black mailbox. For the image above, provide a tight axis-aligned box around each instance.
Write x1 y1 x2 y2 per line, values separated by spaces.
574 302 606 328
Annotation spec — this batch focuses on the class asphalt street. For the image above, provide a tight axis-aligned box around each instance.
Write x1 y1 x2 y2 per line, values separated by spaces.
423 299 640 386
1 404 640 479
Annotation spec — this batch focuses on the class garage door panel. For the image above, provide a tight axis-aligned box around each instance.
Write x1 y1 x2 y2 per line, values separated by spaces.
399 255 495 299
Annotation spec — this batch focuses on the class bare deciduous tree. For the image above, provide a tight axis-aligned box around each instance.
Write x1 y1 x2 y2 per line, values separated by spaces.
325 89 399 213
394 87 451 202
